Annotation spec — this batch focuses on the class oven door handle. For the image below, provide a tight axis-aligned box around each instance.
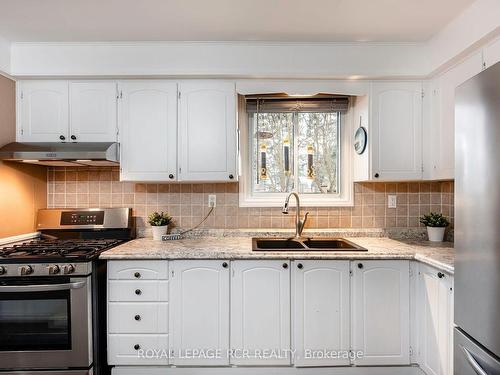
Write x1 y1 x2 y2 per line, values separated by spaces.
0 280 86 292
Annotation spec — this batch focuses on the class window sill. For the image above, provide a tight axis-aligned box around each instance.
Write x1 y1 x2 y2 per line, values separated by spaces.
238 192 354 208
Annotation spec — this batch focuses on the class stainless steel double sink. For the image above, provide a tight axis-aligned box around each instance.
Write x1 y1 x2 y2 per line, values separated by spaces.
252 237 367 252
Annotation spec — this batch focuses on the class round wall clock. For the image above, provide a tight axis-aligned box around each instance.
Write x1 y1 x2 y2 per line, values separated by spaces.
354 126 367 155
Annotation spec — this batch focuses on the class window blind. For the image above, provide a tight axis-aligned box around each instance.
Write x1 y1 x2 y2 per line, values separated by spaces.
246 96 349 113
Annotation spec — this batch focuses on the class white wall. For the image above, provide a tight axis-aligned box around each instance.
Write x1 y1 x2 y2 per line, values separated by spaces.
0 36 10 75
4 0 500 78
428 0 500 74
10 42 430 78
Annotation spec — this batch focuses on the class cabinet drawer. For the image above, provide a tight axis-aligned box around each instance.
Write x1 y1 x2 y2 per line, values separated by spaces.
109 280 169 302
108 334 169 365
108 303 168 334
108 261 168 280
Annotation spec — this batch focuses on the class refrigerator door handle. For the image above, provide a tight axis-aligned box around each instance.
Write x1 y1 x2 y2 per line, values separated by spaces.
462 346 488 375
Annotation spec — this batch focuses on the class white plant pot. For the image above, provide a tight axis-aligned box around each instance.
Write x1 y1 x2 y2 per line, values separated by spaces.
427 227 446 242
151 225 168 241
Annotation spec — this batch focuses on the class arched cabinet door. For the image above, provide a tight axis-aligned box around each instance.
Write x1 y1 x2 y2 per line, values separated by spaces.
170 260 230 366
178 81 237 182
293 260 350 367
69 81 118 142
370 81 423 180
18 80 69 142
418 264 454 375
230 260 291 366
352 260 410 365
118 81 178 181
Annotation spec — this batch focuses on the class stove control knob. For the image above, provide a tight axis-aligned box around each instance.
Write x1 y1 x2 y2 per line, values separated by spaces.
0 266 6 275
63 264 75 275
49 265 61 275
20 265 33 276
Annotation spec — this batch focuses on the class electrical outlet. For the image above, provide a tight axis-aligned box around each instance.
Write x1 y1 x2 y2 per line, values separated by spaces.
388 194 397 208
208 195 217 208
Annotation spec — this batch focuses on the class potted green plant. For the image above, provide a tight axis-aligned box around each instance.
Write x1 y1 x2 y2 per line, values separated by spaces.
148 211 172 240
419 212 450 242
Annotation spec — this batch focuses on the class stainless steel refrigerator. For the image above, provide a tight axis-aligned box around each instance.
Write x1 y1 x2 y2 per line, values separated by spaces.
455 61 500 374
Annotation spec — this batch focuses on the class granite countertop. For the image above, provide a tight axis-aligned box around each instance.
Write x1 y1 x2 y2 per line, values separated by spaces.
100 232 455 274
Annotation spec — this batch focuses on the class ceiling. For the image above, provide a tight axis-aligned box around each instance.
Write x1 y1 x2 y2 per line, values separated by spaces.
0 0 475 43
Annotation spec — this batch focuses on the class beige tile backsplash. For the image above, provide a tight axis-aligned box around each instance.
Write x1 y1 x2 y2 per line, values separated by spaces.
47 167 454 231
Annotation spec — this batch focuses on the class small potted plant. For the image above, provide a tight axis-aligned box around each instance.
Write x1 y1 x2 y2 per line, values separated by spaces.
419 212 450 242
148 211 172 240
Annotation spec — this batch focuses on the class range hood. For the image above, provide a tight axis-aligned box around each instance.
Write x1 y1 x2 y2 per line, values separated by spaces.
0 142 119 167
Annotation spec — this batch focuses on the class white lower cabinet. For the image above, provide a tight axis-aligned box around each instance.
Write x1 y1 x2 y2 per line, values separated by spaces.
417 264 454 375
107 260 170 366
108 303 168 334
108 260 169 280
170 260 230 366
293 260 350 367
108 280 169 302
351 260 410 365
108 334 169 365
230 260 291 366
107 258 451 373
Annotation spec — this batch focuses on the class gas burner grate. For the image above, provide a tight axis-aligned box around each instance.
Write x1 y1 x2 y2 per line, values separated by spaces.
0 239 124 260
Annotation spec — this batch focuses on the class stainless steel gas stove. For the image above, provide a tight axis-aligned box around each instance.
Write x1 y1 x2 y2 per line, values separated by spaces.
0 208 133 375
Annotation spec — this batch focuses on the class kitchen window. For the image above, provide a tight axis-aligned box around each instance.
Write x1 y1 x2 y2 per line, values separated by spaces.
239 95 354 207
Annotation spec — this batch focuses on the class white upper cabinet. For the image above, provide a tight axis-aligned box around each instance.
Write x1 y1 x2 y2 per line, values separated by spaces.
118 81 178 182
69 81 118 142
423 50 483 180
370 81 423 181
293 260 350 367
17 80 118 143
230 260 291 366
178 81 237 182
352 260 410 366
170 260 230 366
417 264 454 375
17 80 69 142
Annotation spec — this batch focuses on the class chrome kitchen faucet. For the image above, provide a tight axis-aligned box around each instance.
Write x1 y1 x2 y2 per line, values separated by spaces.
282 192 309 238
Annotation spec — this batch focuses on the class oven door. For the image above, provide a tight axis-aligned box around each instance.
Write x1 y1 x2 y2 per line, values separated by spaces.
0 276 92 370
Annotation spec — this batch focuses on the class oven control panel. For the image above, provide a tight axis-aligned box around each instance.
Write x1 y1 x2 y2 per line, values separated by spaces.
61 211 105 226
0 263 91 277
36 208 131 230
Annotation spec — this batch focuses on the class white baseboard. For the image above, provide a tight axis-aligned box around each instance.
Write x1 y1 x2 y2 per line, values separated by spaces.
112 365 424 375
